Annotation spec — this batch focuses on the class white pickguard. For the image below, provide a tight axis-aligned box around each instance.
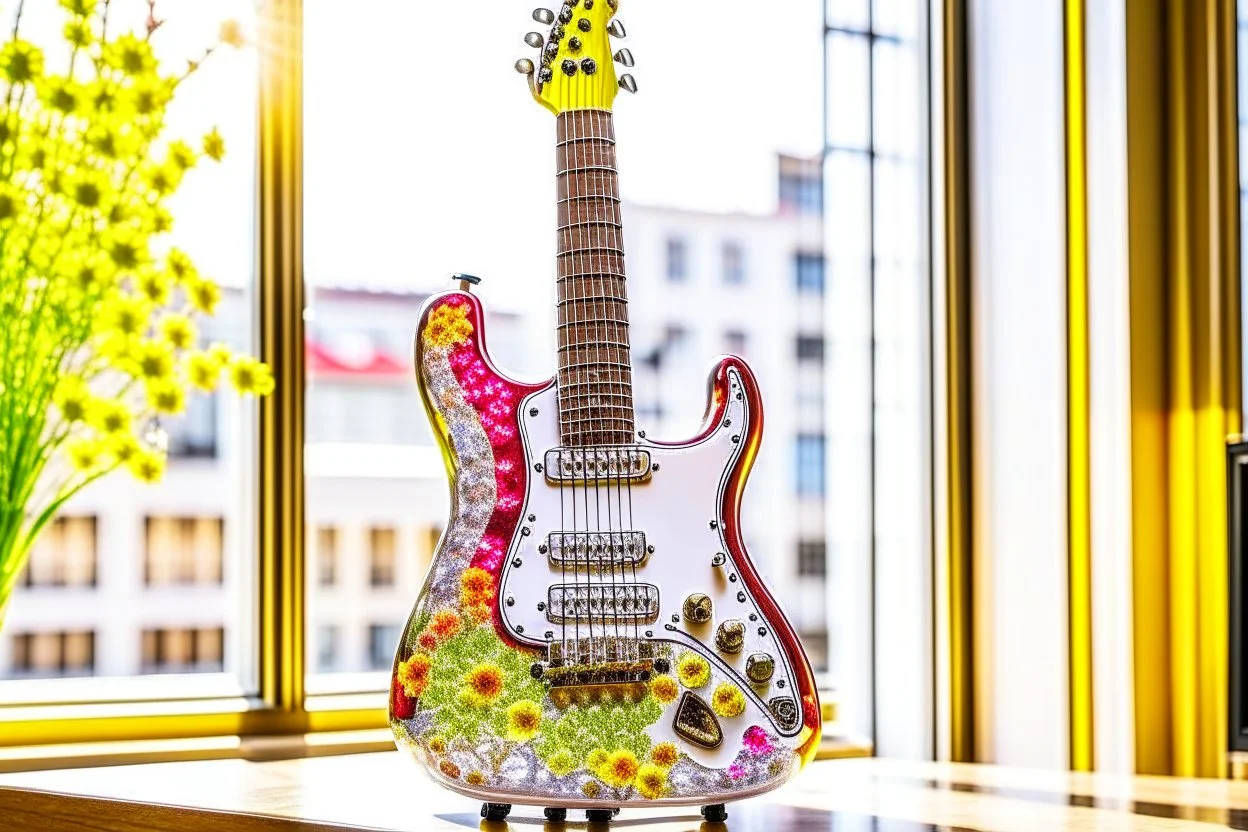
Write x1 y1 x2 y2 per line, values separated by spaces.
497 368 800 770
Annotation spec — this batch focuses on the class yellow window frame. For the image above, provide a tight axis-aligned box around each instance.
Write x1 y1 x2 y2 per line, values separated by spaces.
0 0 388 756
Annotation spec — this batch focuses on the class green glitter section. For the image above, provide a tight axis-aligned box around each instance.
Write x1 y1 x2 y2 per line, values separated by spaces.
420 624 545 744
533 695 664 771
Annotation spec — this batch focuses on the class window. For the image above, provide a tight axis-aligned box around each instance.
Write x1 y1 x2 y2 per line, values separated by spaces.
140 628 225 674
798 540 828 577
9 631 95 678
166 394 218 459
144 517 225 587
316 625 340 673
368 624 401 671
316 526 339 587
722 241 746 284
22 516 97 589
368 527 397 588
779 154 824 215
795 253 826 293
666 237 689 282
795 434 826 496
796 335 826 362
724 330 749 356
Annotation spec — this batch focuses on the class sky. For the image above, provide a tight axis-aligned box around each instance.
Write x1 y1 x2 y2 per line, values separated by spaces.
13 1 827 322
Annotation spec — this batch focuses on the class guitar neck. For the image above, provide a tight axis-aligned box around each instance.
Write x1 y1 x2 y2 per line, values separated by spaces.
555 109 636 448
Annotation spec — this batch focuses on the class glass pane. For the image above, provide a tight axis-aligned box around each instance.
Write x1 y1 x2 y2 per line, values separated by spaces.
828 0 871 31
826 31 872 151
874 0 923 40
0 0 258 693
874 38 923 158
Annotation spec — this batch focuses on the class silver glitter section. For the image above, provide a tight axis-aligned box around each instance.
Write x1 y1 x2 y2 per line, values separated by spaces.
418 342 497 608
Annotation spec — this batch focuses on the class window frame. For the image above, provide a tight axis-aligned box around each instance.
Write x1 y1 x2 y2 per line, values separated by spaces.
0 0 386 754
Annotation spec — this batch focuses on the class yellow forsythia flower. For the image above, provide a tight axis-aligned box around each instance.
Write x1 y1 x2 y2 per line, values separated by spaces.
53 377 91 423
146 379 186 415
202 127 226 162
187 351 223 391
128 449 166 484
90 400 132 435
134 339 175 381
107 434 141 463
228 356 275 396
160 314 196 350
66 438 103 472
219 21 247 49
187 277 222 315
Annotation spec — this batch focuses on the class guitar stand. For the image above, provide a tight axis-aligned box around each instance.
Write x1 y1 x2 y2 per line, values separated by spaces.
480 803 726 824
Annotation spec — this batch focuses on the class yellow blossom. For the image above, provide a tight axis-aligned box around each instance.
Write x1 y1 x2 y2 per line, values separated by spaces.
90 400 132 435
137 269 172 305
98 294 150 338
397 654 432 698
650 741 678 768
166 248 197 283
59 0 94 16
133 339 175 381
107 433 141 463
104 33 156 76
219 20 247 49
546 748 577 777
228 357 275 396
63 19 92 48
505 699 542 742
146 379 186 415
208 342 234 365
649 674 679 704
66 437 103 472
676 652 711 689
634 763 668 800
0 183 23 224
187 276 222 314
128 449 166 484
160 314 196 350
166 141 197 172
0 40 44 83
202 127 226 161
601 750 640 789
53 378 91 423
585 748 610 775
461 663 504 705
187 351 223 391
711 682 746 718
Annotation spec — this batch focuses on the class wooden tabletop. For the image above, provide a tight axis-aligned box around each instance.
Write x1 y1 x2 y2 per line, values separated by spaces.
4 753 1248 831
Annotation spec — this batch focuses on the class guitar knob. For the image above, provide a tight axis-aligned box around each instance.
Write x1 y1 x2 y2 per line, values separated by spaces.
746 652 775 684
769 696 800 731
683 593 713 623
715 619 745 653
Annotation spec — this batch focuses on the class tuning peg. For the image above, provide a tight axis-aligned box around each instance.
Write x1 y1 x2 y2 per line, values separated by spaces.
619 74 637 94
607 19 627 38
515 58 536 75
613 48 634 67
533 8 555 25
524 32 545 49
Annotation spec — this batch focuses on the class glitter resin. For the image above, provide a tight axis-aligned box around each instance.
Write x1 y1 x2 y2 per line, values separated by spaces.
392 292 822 807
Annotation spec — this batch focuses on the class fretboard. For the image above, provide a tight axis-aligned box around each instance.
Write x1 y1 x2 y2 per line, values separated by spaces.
555 109 635 448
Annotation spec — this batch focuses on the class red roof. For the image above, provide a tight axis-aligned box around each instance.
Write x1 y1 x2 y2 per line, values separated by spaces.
306 339 408 378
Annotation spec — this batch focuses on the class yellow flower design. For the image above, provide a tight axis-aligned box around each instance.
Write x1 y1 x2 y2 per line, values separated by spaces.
582 780 602 799
650 742 678 768
397 654 432 698
676 652 711 689
423 303 474 349
711 682 746 718
505 699 542 741
427 734 446 754
546 748 577 777
586 747 610 775
462 663 505 705
649 674 679 704
460 567 495 607
465 771 486 787
601 750 640 789
634 763 668 800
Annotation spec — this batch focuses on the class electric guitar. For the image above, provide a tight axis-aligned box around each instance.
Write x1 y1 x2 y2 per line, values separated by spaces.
390 1 821 819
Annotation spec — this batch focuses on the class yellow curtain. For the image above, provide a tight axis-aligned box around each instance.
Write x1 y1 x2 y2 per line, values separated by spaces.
1126 0 1241 778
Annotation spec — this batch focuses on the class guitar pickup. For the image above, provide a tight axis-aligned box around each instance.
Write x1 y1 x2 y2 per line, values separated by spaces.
546 583 660 624
548 531 647 566
544 447 653 484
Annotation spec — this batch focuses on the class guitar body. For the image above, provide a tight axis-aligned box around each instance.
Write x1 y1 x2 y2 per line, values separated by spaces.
390 293 821 807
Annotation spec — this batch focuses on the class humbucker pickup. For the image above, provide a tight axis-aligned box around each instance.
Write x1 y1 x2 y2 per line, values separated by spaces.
546 583 660 623
544 447 652 484
548 531 647 566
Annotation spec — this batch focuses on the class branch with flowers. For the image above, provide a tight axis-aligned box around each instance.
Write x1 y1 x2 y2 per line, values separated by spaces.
0 0 272 625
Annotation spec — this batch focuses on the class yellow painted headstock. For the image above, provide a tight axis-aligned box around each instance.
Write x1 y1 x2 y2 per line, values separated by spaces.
515 1 637 115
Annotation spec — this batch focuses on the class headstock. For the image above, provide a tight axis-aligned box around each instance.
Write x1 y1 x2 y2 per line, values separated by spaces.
515 0 637 115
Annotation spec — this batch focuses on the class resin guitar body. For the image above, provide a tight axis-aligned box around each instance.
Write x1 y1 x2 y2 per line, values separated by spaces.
390 293 820 807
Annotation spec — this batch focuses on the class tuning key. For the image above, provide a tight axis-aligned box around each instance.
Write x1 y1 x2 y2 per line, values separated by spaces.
619 74 638 94
607 19 627 38
515 58 536 75
533 8 555 24
525 32 545 49
614 48 635 67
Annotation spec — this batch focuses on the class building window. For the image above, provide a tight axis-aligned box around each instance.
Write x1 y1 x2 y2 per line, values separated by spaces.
724 330 748 356
795 253 826 293
166 393 218 459
369 526 397 587
9 631 95 678
666 237 688 282
140 627 225 674
316 525 338 587
796 335 826 363
778 154 824 215
22 516 97 588
368 624 400 670
722 241 746 284
316 625 339 673
797 540 828 577
144 516 225 587
794 434 826 496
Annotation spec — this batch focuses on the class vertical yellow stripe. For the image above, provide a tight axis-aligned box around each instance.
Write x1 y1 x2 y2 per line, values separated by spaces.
1064 0 1094 773
942 0 974 763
